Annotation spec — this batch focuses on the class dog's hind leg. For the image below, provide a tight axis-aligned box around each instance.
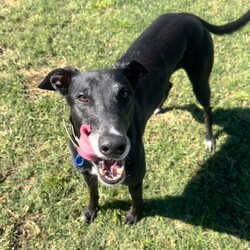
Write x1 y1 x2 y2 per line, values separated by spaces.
185 29 216 152
186 53 216 150
187 69 216 152
154 81 173 114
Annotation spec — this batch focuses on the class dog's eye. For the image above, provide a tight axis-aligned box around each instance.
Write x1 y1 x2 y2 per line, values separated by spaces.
119 88 129 101
77 94 88 103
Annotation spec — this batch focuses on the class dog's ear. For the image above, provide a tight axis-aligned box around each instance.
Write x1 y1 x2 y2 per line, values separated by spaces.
121 60 149 87
38 66 79 95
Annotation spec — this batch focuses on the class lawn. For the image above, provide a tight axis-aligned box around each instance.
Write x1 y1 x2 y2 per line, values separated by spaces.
0 0 249 249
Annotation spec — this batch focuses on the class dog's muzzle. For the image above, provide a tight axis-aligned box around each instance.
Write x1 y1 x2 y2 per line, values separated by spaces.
77 124 127 185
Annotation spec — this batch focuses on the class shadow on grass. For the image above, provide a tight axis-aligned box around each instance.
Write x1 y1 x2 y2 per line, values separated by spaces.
143 105 250 240
103 105 250 240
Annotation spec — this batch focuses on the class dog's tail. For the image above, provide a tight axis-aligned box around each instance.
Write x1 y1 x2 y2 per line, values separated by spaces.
198 9 250 35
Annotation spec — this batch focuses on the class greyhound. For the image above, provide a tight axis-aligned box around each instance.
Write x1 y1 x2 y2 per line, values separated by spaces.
39 10 250 224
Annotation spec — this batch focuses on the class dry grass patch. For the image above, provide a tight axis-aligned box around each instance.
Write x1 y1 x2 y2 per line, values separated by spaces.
1 0 20 7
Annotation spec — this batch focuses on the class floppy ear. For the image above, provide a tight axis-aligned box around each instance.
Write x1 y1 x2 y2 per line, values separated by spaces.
121 60 149 87
38 66 79 95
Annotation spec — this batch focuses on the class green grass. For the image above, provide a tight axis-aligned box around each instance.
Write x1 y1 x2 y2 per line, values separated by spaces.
0 0 250 249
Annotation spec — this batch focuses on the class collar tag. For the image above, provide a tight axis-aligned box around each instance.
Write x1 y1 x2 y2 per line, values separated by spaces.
75 154 85 167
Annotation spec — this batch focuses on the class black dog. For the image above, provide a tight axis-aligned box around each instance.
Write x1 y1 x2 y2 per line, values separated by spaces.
39 11 250 224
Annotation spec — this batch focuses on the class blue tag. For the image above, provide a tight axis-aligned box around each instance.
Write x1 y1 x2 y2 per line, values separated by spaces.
75 154 85 167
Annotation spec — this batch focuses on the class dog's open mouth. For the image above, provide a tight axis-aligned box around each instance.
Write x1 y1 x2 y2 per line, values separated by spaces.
98 159 125 185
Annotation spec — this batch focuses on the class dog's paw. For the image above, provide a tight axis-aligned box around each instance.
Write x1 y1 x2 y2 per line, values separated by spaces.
123 209 140 225
83 206 98 223
204 137 216 153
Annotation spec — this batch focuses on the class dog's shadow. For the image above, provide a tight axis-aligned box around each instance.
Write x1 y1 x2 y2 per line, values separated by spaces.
104 105 250 240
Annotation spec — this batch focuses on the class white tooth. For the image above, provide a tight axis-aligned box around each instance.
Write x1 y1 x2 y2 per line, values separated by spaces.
99 168 104 176
116 167 124 175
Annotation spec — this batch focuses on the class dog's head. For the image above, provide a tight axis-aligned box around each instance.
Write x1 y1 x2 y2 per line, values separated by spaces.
39 61 148 186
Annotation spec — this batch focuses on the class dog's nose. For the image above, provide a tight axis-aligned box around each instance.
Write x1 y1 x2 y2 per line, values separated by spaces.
99 135 127 158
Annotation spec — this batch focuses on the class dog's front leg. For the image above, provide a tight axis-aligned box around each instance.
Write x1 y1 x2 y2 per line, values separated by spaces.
124 182 143 224
82 172 99 223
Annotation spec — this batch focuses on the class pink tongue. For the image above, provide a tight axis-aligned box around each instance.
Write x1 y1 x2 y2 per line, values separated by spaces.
77 124 98 162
